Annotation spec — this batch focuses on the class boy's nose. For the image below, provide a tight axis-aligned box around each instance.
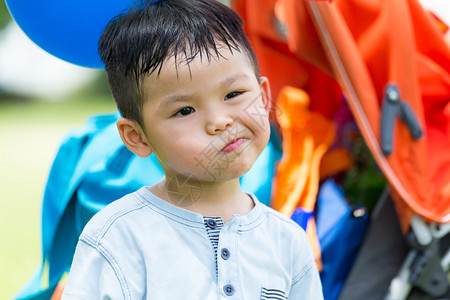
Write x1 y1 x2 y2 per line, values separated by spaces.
206 113 233 135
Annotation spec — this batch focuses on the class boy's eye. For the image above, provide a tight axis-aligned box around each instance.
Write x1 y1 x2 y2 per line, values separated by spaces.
174 107 195 117
224 91 243 100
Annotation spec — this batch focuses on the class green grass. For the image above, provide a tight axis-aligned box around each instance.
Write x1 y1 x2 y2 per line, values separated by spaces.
0 96 116 299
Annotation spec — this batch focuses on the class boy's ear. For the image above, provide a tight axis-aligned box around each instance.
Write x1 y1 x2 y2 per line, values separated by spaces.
260 76 272 113
116 118 152 158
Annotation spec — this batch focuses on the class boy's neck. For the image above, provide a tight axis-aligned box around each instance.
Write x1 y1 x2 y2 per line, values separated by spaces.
149 176 254 223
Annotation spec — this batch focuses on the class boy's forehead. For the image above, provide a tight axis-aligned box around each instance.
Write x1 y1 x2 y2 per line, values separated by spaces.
143 45 254 81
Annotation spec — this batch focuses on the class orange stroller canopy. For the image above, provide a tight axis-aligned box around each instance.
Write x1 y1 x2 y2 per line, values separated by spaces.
234 0 450 224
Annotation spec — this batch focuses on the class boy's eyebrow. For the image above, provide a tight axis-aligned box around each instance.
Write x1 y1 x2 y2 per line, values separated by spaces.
159 94 192 111
220 72 251 87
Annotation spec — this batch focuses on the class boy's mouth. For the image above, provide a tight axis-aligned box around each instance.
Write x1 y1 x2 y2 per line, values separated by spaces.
221 138 244 153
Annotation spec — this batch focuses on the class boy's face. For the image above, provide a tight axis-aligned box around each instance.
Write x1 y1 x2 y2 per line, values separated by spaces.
125 47 271 182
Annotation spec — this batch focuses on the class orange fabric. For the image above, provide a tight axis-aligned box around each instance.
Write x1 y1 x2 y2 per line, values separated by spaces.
50 280 65 300
232 0 308 121
277 0 450 223
232 0 343 121
306 217 323 272
271 86 335 216
271 86 335 270
429 12 449 34
319 149 353 179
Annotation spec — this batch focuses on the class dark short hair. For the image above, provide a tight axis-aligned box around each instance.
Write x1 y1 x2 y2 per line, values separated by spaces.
99 0 260 127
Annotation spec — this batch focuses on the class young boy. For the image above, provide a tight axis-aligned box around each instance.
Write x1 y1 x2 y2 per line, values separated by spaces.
62 0 323 299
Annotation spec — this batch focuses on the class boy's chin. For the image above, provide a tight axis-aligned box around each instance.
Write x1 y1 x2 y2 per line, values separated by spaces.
205 161 254 183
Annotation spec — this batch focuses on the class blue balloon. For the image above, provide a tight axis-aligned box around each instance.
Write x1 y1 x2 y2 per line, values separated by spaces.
5 0 135 68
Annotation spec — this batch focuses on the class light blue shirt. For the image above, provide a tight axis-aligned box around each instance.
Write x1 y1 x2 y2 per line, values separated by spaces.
62 187 323 299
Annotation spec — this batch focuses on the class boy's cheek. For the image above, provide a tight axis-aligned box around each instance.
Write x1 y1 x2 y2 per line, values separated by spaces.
246 106 271 132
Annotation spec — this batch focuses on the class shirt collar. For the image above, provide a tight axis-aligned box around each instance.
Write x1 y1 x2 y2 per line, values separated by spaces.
136 186 264 229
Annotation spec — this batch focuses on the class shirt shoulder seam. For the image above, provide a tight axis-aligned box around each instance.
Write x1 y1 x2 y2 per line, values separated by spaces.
78 237 131 299
92 196 148 243
292 260 314 285
264 209 303 230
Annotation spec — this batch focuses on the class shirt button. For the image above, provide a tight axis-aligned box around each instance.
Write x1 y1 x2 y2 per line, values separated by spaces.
206 218 217 229
221 248 230 260
223 284 234 296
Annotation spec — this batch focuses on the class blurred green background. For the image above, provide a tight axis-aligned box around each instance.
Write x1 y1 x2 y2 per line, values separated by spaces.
0 94 116 299
0 3 116 297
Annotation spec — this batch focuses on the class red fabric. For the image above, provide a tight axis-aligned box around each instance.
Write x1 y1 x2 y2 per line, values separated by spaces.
233 0 450 223
232 0 342 121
